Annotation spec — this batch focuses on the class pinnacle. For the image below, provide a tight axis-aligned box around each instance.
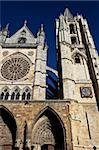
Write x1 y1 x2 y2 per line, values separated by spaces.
5 23 9 30
64 8 73 20
24 20 27 26
41 24 44 32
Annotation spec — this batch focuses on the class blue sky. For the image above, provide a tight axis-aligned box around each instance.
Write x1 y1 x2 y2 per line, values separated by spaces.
1 1 99 69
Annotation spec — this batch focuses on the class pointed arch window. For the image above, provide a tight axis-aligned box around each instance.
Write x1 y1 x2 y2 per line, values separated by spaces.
22 87 31 100
5 92 9 100
71 36 77 45
27 92 30 100
11 87 20 100
1 92 4 100
22 92 26 100
69 24 75 34
0 87 9 100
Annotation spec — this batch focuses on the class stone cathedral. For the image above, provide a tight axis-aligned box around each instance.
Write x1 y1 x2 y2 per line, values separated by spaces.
0 8 99 150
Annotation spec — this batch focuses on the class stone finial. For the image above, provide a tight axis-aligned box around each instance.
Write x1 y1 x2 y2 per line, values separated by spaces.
0 24 9 43
41 24 44 32
36 24 45 46
37 29 40 37
5 23 9 30
1 24 9 33
40 24 45 37
59 14 64 30
24 20 27 26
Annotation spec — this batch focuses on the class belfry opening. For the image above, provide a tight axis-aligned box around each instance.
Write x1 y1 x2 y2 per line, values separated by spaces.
32 107 65 150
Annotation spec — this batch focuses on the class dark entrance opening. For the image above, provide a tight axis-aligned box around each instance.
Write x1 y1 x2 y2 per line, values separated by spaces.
41 144 48 150
0 107 17 150
37 107 65 150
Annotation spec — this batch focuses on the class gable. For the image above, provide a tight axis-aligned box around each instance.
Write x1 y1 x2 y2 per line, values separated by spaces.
5 25 36 45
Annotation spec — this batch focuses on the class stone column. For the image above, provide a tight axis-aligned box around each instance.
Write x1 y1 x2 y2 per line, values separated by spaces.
15 139 23 150
25 139 31 150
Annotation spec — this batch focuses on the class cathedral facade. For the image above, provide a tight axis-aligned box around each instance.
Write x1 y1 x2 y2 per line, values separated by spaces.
0 8 99 150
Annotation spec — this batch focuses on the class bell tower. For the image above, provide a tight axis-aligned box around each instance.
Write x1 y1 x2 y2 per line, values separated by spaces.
56 8 99 150
56 8 99 105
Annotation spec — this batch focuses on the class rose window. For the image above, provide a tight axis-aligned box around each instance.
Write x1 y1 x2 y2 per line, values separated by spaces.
1 57 30 80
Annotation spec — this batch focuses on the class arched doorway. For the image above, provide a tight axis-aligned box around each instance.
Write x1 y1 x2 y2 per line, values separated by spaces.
0 106 17 150
32 107 66 150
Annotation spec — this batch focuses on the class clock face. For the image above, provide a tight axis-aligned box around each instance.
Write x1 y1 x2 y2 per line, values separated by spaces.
1 56 30 81
80 87 92 98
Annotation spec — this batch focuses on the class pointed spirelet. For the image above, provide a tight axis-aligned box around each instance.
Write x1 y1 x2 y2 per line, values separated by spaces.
5 23 9 30
41 24 44 32
36 29 40 44
40 24 45 37
64 8 73 20
24 20 27 27
59 14 64 30
37 29 40 37
1 23 9 38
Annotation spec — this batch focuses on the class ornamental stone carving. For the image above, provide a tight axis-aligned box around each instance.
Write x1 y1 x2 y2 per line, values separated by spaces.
32 115 55 146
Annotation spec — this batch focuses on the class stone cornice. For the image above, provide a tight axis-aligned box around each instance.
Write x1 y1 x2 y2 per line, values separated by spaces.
1 43 37 48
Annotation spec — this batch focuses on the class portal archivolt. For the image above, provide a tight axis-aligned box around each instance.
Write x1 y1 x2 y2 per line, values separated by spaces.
0 106 67 150
32 107 66 150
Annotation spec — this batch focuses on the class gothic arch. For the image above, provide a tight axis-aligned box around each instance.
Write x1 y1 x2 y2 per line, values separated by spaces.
0 86 10 100
0 105 17 149
11 86 20 100
71 49 87 60
22 86 31 100
32 106 66 150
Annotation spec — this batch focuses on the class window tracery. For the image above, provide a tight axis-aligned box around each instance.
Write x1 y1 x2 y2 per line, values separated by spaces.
22 87 31 100
0 87 9 100
0 86 31 101
11 87 20 100
71 36 77 45
74 54 81 64
69 24 75 34
1 56 30 81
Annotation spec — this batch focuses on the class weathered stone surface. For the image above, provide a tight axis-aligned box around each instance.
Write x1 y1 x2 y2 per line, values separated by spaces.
0 7 99 150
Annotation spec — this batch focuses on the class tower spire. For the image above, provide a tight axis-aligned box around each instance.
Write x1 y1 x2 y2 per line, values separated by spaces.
64 8 73 20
